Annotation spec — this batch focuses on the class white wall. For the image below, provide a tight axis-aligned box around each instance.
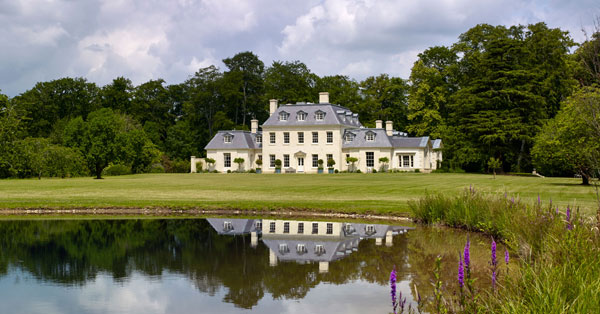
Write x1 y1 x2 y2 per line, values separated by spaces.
206 149 260 172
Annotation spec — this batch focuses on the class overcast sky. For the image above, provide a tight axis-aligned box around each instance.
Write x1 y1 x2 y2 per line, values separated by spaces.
1 0 599 97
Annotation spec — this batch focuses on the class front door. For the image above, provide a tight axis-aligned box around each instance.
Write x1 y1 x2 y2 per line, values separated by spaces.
297 157 304 172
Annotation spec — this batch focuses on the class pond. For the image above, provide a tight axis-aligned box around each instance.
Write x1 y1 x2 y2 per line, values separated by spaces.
0 218 495 313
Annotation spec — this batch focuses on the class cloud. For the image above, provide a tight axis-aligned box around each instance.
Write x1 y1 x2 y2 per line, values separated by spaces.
0 0 598 97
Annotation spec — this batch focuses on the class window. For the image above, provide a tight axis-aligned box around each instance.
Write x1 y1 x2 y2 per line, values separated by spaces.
366 152 374 167
297 111 307 121
270 132 276 144
298 132 304 144
312 132 318 144
411 155 414 167
256 134 262 143
284 154 289 168
283 222 290 233
326 154 333 165
297 244 307 254
346 154 350 165
401 155 414 168
270 154 276 168
345 133 354 142
269 222 276 233
366 132 375 141
327 131 333 143
284 132 290 144
279 243 289 253
224 153 231 167
315 244 326 255
254 221 262 230
366 225 376 234
326 223 333 235
315 111 325 121
298 222 304 234
224 134 232 143
223 221 233 231
312 222 319 234
312 154 319 168
279 112 289 121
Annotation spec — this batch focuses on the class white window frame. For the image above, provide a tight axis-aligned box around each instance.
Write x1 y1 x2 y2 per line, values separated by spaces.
312 222 319 234
224 134 232 143
297 244 307 254
270 132 276 144
366 132 375 141
366 152 374 168
269 221 276 233
298 132 304 144
279 112 288 121
326 223 333 235
270 154 276 168
297 112 307 121
326 131 333 143
284 132 290 144
298 222 304 234
312 132 318 144
256 134 262 143
224 153 231 168
315 244 325 255
283 222 290 233
283 154 290 168
315 111 325 121
326 154 333 166
312 154 319 168
223 221 233 231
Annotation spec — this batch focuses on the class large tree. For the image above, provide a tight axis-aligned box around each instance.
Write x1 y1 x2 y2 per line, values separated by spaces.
532 87 600 185
264 61 317 104
222 51 265 126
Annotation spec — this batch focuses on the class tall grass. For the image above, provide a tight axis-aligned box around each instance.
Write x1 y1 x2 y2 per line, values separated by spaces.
409 187 600 312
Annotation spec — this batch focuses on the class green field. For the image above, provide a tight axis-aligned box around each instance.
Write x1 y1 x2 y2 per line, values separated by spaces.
0 173 597 215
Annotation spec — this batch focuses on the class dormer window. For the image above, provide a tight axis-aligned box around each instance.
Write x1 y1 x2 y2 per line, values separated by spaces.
366 132 375 142
279 111 289 121
345 133 355 142
256 134 262 143
315 244 326 255
297 244 307 254
279 243 289 254
297 111 307 121
223 221 233 232
224 134 233 143
365 225 376 235
315 111 325 121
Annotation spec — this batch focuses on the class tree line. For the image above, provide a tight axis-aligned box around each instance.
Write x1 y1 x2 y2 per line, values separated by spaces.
1 22 599 180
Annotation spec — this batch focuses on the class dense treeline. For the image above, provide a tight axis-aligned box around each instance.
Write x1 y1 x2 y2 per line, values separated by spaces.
1 22 599 179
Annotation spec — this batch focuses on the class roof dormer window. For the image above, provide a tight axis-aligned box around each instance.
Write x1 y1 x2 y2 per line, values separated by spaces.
224 134 233 143
366 132 375 142
223 221 233 232
315 244 326 255
279 111 289 121
345 133 355 142
297 244 307 254
315 111 325 121
297 111 307 121
256 134 262 143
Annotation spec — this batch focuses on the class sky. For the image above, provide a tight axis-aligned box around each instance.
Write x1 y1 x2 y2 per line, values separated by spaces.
1 0 599 97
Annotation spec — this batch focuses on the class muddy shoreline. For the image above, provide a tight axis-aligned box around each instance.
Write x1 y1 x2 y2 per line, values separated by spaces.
0 206 412 222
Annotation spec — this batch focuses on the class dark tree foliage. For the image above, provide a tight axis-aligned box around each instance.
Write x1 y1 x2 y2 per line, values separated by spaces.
264 60 318 104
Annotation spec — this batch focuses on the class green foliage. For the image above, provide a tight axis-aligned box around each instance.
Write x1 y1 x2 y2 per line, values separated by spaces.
274 159 282 169
255 158 262 168
103 164 132 176
532 86 600 184
233 157 245 172
327 158 335 168
0 98 25 178
264 60 317 104
317 159 324 169
488 157 502 178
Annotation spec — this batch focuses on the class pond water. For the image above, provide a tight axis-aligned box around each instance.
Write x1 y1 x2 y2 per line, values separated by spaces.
0 218 494 314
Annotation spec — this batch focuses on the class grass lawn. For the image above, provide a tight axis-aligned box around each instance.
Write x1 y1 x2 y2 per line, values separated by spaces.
0 173 597 215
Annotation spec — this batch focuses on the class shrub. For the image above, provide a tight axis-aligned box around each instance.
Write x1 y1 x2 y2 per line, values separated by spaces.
195 161 203 172
227 169 231 173
149 163 165 173
103 164 131 176
414 168 420 173
248 169 256 173
356 169 362 173
372 169 377 173
169 159 189 173
334 169 339 173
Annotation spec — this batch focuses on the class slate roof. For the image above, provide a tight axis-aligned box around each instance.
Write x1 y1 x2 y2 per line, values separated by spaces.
263 103 362 128
205 130 262 150
389 135 430 148
342 129 430 149
347 223 414 239
206 218 262 235
432 139 442 149
262 236 360 263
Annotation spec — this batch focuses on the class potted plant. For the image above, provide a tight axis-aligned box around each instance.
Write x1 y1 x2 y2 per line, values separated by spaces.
317 159 324 174
255 159 262 174
346 156 358 173
233 157 245 172
327 158 335 174
275 159 282 173
378 157 389 173
205 158 216 171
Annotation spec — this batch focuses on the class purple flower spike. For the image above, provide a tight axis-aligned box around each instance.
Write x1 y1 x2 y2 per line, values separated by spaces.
511 196 514 204
390 267 397 314
537 193 541 205
458 256 464 288
492 270 497 289
491 239 497 267
566 205 573 230
505 249 509 265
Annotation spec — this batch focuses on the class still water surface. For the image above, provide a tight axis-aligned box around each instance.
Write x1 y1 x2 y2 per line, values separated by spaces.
0 218 491 314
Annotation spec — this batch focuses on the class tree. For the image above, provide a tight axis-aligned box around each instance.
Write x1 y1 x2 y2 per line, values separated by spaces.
222 52 265 126
346 157 358 172
99 77 133 113
487 157 501 179
532 87 600 185
205 158 216 171
327 158 336 169
264 61 317 104
0 94 25 178
358 74 409 129
378 157 389 172
255 158 262 170
233 157 245 172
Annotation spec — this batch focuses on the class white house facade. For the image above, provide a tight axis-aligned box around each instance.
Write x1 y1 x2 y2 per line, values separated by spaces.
196 92 442 173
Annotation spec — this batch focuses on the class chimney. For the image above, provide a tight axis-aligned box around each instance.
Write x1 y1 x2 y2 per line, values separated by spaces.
319 92 329 104
385 121 393 136
269 99 278 115
251 119 258 134
375 120 383 129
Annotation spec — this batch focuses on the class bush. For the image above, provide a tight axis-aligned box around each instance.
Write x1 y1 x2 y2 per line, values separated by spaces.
414 168 420 173
356 169 362 173
195 161 203 172
227 169 231 173
149 163 165 173
103 164 131 176
334 169 339 173
248 169 256 173
372 169 377 173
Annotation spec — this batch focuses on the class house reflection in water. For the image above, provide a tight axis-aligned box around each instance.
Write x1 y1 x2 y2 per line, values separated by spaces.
207 218 413 273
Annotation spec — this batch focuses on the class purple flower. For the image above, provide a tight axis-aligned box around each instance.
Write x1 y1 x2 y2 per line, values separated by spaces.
464 238 471 276
537 193 541 206
491 239 497 267
390 267 397 314
511 196 515 204
505 249 509 265
458 256 464 288
566 205 573 230
492 270 497 289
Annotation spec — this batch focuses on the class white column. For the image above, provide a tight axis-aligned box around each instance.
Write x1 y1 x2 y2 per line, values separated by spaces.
190 156 196 173
269 249 278 266
319 261 329 273
250 232 258 248
385 230 393 247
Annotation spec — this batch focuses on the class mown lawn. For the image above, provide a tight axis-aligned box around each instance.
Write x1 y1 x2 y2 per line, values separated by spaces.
0 173 596 215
